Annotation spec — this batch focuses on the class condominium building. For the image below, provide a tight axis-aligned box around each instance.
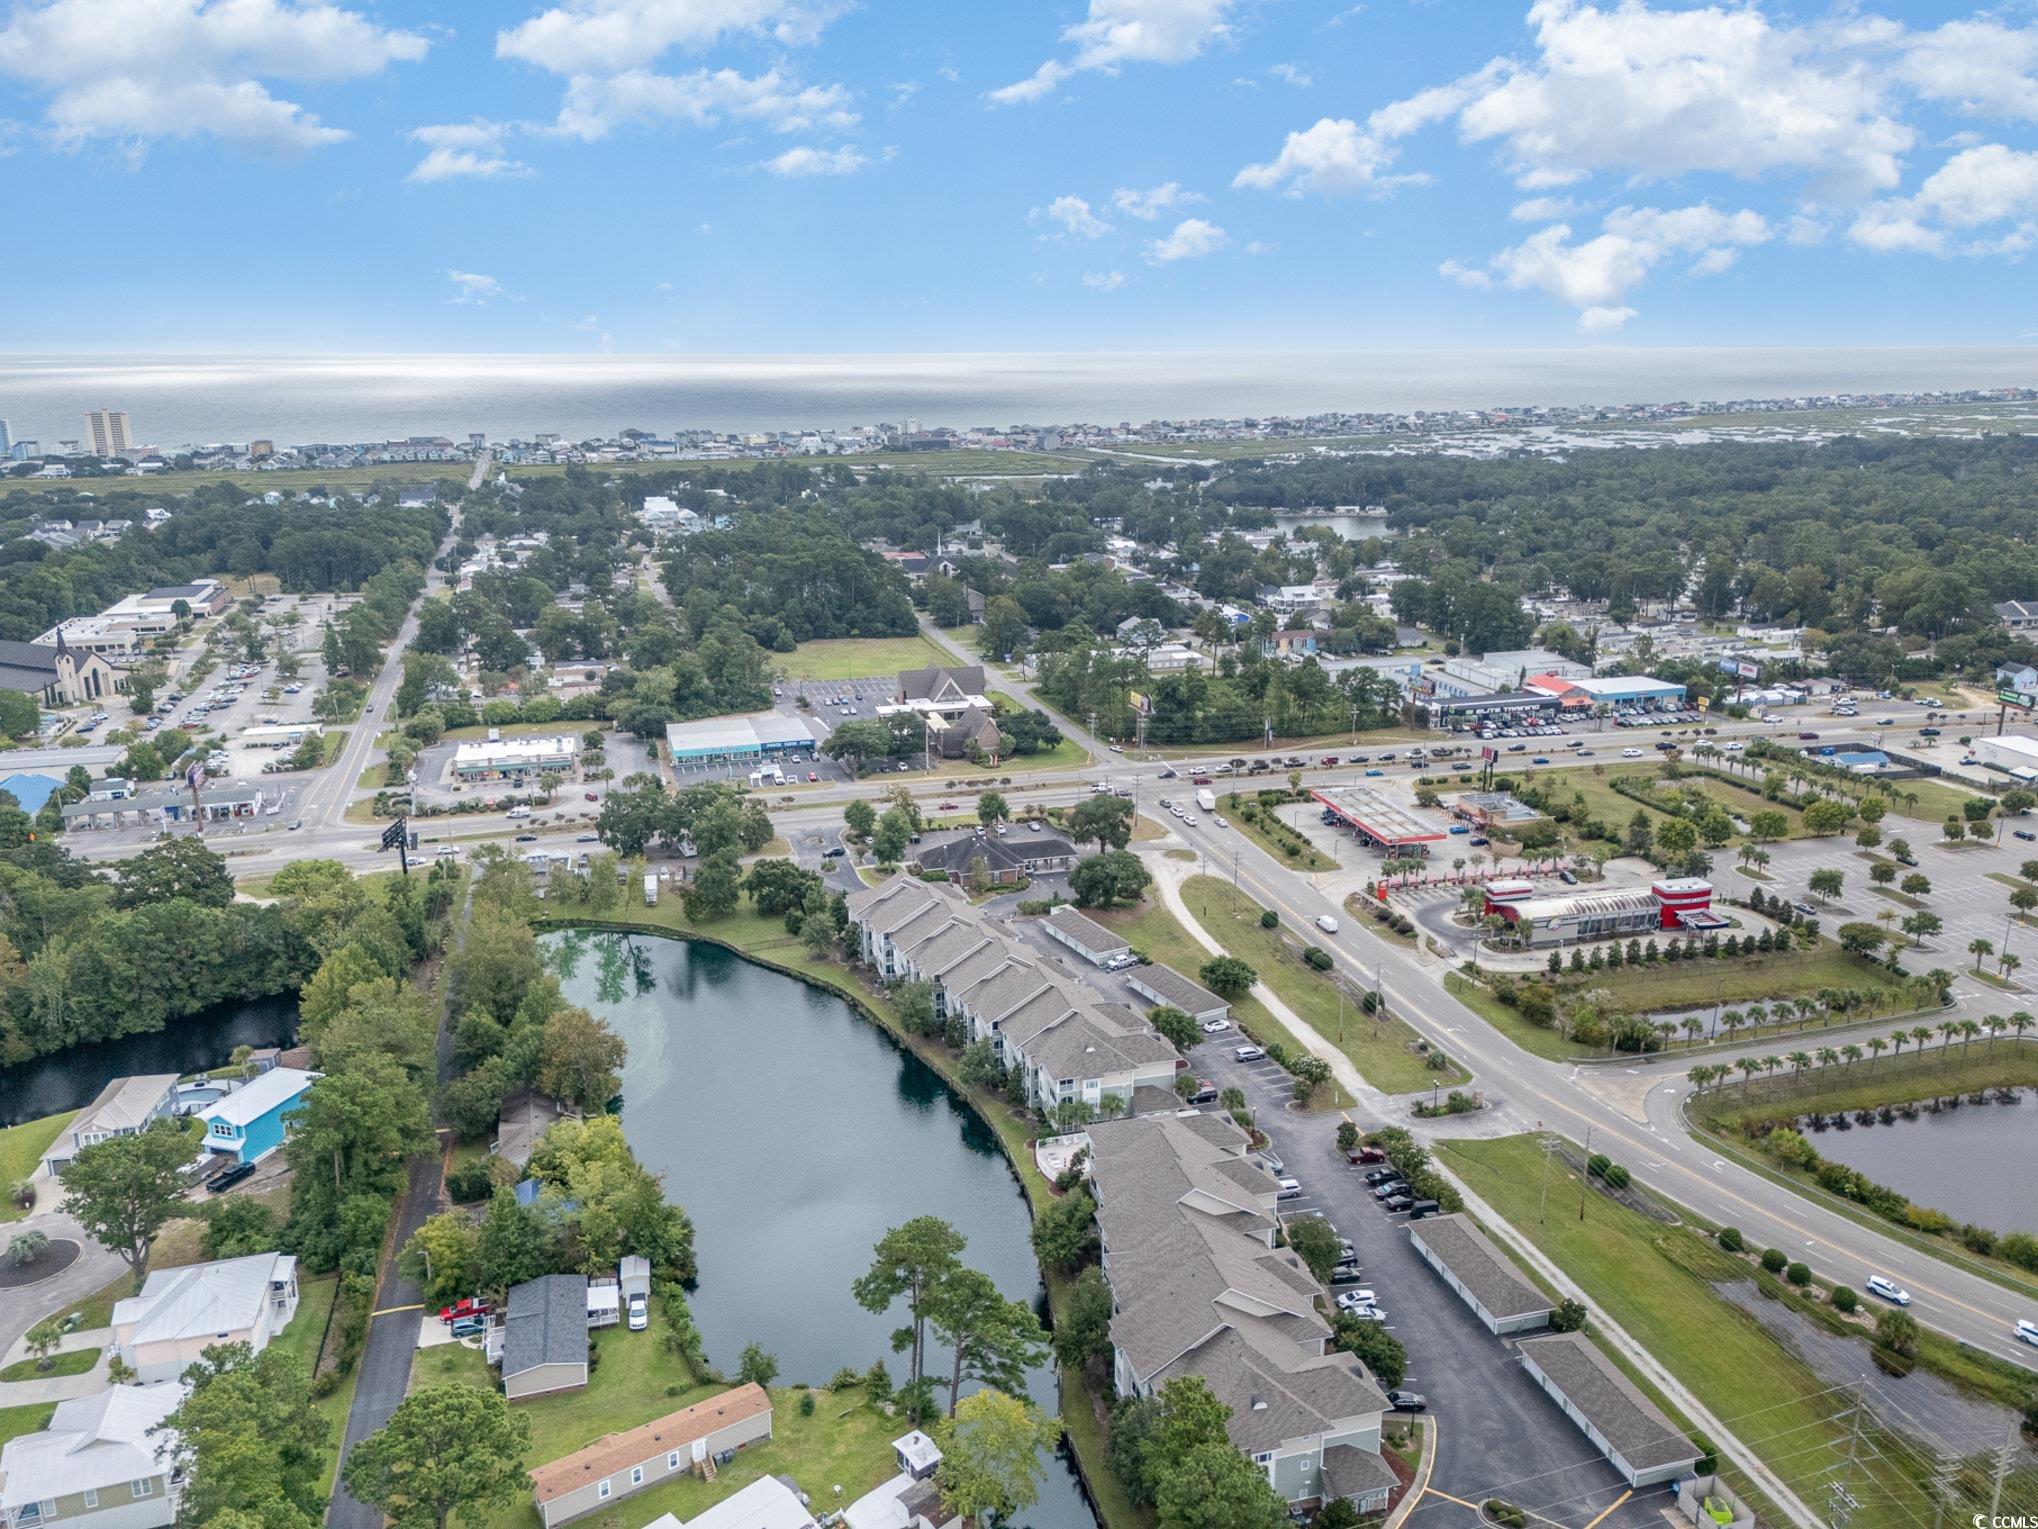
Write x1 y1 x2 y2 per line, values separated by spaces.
85 411 133 458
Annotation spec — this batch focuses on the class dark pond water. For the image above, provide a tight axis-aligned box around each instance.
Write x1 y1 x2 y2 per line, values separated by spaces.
1805 1092 2038 1235
0 997 300 1127
546 929 1097 1529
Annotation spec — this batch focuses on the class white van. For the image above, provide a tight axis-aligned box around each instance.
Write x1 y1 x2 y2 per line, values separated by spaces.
1315 914 1340 934
2018 1319 2038 1348
506 805 532 820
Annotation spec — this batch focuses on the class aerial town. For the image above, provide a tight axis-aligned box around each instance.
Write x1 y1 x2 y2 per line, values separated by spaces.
0 384 2034 1529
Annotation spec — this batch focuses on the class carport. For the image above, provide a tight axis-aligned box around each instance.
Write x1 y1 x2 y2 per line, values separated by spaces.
1312 785 1449 853
1516 1332 1702 1489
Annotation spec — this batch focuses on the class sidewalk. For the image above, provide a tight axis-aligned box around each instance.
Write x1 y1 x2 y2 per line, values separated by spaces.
0 1326 113 1404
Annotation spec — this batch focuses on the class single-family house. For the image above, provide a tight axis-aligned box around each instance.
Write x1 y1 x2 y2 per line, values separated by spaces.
498 1274 592 1401
0 1382 185 1529
42 1074 180 1177
528 1384 773 1528
1997 663 2038 699
642 1474 816 1529
843 1432 959 1529
1995 600 2038 632
110 1252 300 1384
195 1067 317 1165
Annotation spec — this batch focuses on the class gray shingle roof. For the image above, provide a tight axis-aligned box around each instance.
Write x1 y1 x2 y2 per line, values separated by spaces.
503 1274 588 1377
1517 1332 1698 1473
911 827 1073 878
1127 963 1227 1017
1044 904 1129 957
1409 1214 1553 1323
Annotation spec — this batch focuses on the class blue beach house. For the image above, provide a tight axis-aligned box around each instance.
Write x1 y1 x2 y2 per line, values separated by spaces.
197 1066 319 1164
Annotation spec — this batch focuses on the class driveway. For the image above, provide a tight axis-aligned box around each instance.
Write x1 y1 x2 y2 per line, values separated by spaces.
0 1206 126 1362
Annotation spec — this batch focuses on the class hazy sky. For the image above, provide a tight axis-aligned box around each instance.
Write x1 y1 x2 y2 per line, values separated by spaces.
1 0 2034 353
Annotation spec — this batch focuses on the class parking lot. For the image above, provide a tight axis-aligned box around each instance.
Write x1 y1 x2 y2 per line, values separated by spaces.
1183 1035 1669 1529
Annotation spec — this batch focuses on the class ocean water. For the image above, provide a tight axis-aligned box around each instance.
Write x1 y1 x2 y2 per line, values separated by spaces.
0 347 2032 446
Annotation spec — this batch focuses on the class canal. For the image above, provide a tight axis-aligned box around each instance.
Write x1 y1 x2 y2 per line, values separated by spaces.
547 929 1098 1529
1805 1092 2038 1236
0 996 299 1127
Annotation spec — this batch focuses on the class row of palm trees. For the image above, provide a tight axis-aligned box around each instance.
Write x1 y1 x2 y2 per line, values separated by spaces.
1679 981 1946 1047
1688 1012 2036 1093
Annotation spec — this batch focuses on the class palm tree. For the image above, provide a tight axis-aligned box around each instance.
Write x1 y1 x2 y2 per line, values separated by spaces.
1721 1009 1745 1044
1959 1019 1981 1048
2001 952 2023 982
1736 1057 1762 1088
1683 1016 1704 1045
1762 1055 1783 1078
1841 1043 1863 1068
1788 1050 1812 1080
1938 1020 1959 1055
1657 1021 1678 1050
2010 1011 2034 1045
1969 937 1994 973
1909 1025 1933 1054
1889 1030 1907 1061
1816 1046 1840 1070
1866 1038 1888 1064
1794 996 1817 1030
1687 1065 1714 1094
1984 1016 2006 1050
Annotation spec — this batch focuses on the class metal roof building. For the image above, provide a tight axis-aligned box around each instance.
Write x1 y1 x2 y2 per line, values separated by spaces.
1124 962 1229 1022
664 712 818 761
1408 1214 1553 1335
1313 785 1449 850
1516 1332 1702 1488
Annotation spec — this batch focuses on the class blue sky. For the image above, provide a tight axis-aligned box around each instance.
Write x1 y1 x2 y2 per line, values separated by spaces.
0 0 2034 353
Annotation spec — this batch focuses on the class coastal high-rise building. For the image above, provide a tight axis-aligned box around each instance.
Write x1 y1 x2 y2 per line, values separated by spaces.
0 419 11 454
86 409 134 457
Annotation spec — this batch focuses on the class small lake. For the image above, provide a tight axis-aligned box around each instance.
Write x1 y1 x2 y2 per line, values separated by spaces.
0 997 300 1126
1805 1093 2038 1235
1271 511 1396 542
546 930 1097 1529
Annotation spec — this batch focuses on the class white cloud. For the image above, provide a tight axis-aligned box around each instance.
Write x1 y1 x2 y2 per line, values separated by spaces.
1110 181 1202 221
1510 196 1577 221
1082 269 1126 290
497 0 846 75
1447 202 1770 321
445 270 503 304
1035 194 1112 239
1848 143 2038 256
1145 217 1228 262
1267 62 1312 87
1578 305 1637 332
407 120 530 183
0 0 427 156
1233 116 1416 196
761 143 866 176
1894 18 2038 123
990 0 1239 105
1245 240 1275 255
549 67 856 140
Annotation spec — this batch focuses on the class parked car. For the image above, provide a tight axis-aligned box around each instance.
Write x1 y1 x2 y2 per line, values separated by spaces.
1329 1266 1368 1286
1867 1276 1912 1306
1382 1193 1413 1213
1364 1167 1399 1185
1276 1177 1302 1200
1187 1081 1218 1104
1349 1146 1388 1165
1387 1390 1427 1413
1235 1044 1266 1062
205 1161 258 1194
450 1315 488 1339
1407 1199 1441 1219
1333 1289 1378 1311
1201 1017 1231 1033
627 1292 648 1332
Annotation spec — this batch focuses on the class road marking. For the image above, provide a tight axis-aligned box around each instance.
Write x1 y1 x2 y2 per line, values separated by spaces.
371 1302 424 1318
1580 1489 1633 1529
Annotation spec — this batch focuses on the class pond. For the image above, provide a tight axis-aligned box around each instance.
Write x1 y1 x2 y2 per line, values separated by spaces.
0 996 300 1127
1269 511 1396 542
1804 1092 2038 1236
546 929 1098 1529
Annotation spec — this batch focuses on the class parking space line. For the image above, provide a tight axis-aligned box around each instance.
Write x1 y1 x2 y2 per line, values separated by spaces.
1579 1490 1631 1529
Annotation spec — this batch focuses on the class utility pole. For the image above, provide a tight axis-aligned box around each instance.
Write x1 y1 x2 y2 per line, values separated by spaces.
1538 1134 1554 1224
1827 1382 1865 1529
1989 1422 2015 1521
1578 1123 1592 1221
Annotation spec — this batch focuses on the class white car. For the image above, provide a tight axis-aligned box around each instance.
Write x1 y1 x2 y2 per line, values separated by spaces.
1315 914 1340 934
627 1293 648 1332
1333 1289 1378 1311
1276 1177 1302 1199
1341 1305 1388 1324
2017 1319 2038 1348
1621 747 1644 758
1866 1275 1911 1306
1214 815 1230 828
1201 1018 1231 1033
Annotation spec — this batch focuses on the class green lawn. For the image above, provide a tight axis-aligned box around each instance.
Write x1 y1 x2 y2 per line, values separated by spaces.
1436 1135 1958 1529
1693 1042 2038 1126
1092 899 1353 1111
1531 762 1812 844
61 1272 132 1331
775 636 955 681
0 1401 57 1452
0 1348 100 1382
0 1112 73 1220
1541 943 1912 1014
1444 972 1597 1062
1181 877 1466 1094
261 1275 356 1487
1219 794 1335 871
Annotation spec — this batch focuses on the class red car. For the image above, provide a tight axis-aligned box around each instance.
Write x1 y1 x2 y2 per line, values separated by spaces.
438 1297 493 1324
1191 773 1212 785
584 791 599 801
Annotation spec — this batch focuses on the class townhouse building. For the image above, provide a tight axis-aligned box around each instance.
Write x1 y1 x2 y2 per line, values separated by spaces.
845 878 1180 1114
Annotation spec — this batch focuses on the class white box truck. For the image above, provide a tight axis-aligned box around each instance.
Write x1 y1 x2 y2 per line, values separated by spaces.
643 873 659 906
1195 788 1217 813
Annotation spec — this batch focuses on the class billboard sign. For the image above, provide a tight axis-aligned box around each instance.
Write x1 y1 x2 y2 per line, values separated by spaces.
1481 746 1499 763
1998 689 2036 711
379 815 409 852
1736 660 1761 680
